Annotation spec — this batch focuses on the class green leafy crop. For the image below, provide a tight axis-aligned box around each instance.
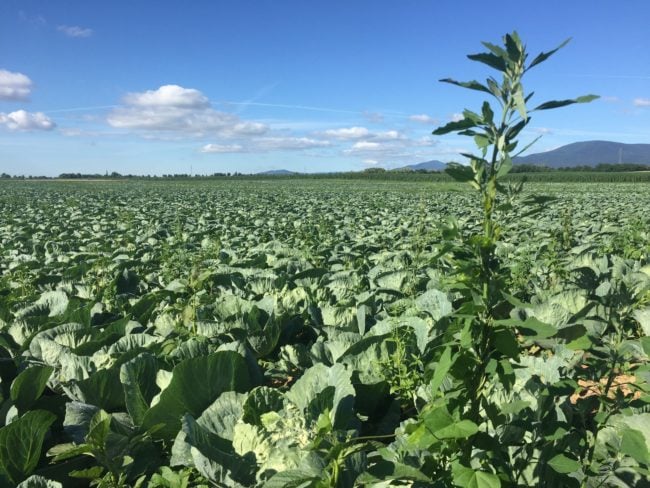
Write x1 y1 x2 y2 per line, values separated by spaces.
0 33 648 488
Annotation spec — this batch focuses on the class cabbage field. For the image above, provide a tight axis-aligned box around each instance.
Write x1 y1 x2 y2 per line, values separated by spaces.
1 178 649 488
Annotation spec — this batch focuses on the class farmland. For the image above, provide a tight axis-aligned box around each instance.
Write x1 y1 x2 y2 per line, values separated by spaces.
1 178 650 487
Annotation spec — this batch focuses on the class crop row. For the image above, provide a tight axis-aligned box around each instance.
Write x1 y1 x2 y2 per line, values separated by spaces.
0 179 649 487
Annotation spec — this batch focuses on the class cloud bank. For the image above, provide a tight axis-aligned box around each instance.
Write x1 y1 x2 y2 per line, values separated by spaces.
201 137 330 153
108 85 269 137
0 110 56 131
0 70 32 101
409 114 437 124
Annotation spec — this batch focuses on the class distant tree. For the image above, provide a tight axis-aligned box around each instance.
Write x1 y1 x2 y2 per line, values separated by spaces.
510 164 552 173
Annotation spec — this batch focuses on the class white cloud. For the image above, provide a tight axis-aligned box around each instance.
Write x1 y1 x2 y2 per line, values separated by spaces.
409 114 437 124
341 133 446 166
0 110 55 131
256 137 331 151
451 113 463 122
346 134 412 152
201 143 244 153
229 121 268 136
346 133 434 155
319 127 404 142
108 106 231 132
201 137 330 154
323 126 370 139
601 96 620 103
0 70 32 101
349 141 382 151
57 25 93 38
375 130 403 141
123 85 209 109
362 159 379 165
634 98 650 107
534 127 554 135
107 84 269 137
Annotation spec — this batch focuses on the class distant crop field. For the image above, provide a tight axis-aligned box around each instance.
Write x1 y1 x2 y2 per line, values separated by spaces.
1 179 649 486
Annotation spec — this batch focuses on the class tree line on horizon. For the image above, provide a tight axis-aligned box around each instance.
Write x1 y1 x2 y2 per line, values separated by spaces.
0 162 649 181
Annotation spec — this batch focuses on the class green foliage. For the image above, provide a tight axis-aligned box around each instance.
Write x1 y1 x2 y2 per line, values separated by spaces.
436 31 597 242
141 351 252 440
1 175 649 486
398 30 606 486
16 476 63 488
10 365 53 414
1 32 650 488
377 326 424 408
0 410 56 486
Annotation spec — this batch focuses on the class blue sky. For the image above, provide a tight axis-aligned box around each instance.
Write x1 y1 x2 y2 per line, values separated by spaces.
1 0 649 176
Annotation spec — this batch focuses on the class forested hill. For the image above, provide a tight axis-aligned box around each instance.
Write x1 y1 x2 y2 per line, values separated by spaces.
514 141 650 167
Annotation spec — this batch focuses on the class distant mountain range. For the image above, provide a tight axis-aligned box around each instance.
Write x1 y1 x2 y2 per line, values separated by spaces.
257 161 448 175
393 160 448 172
253 142 650 175
395 141 650 171
514 141 650 167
